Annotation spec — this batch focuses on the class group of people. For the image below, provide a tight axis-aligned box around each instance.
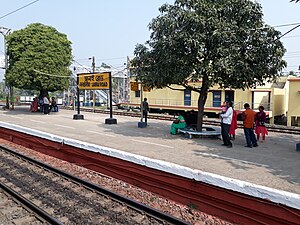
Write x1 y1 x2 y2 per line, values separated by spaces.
221 102 268 148
142 97 268 148
30 96 58 114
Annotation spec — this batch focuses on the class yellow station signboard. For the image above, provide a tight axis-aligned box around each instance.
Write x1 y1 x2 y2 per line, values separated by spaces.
78 72 110 90
130 82 139 91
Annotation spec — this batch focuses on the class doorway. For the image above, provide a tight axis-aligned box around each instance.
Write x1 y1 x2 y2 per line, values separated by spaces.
225 90 234 103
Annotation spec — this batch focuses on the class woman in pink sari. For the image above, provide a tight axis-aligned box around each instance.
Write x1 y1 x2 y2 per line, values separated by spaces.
30 98 38 112
255 106 268 142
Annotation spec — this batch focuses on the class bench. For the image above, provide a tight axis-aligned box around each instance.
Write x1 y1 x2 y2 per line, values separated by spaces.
178 126 221 139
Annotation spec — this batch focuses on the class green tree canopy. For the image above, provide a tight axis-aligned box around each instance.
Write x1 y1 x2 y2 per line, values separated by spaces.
6 23 72 96
132 0 286 131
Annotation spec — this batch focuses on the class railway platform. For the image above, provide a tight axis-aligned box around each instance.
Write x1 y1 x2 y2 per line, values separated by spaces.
0 105 299 195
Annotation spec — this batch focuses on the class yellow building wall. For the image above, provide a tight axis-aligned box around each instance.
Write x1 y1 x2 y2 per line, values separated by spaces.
130 83 187 105
130 82 255 111
272 88 285 116
287 79 300 126
234 89 250 109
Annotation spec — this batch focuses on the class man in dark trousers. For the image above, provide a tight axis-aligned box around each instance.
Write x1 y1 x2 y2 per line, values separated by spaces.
142 98 150 125
242 103 258 148
220 101 233 148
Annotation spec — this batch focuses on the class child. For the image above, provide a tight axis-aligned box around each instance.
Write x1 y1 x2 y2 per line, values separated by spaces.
221 101 227 114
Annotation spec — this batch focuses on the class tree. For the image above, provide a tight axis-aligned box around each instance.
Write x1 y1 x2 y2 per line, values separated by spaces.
100 62 111 69
289 71 296 75
6 23 72 97
290 0 300 3
0 81 5 99
132 0 286 131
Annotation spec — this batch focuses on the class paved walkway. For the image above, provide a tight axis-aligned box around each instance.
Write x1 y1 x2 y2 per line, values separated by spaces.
1 106 300 194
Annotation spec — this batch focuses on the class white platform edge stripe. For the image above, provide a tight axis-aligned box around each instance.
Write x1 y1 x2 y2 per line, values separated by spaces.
1 121 299 210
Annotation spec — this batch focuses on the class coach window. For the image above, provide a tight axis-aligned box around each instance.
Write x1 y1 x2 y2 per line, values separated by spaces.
212 90 221 107
184 89 191 106
135 90 140 98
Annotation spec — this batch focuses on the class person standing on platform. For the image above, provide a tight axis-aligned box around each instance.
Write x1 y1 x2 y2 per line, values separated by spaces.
242 103 258 148
50 97 58 112
142 98 150 125
220 101 233 148
229 106 238 140
30 97 38 112
43 95 50 115
38 96 44 113
255 106 268 142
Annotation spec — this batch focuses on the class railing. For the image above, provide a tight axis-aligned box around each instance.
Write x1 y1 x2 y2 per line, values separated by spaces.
129 99 272 112
130 99 242 110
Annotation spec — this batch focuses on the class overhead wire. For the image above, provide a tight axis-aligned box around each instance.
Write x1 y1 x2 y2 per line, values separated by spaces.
273 22 300 28
76 56 126 62
0 0 40 21
72 59 92 73
282 34 300 39
33 69 71 78
276 24 300 40
72 58 126 72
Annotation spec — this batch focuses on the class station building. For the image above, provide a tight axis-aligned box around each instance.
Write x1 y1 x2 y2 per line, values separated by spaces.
127 76 300 126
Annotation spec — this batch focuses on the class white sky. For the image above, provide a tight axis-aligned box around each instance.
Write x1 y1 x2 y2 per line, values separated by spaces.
1 0 299 81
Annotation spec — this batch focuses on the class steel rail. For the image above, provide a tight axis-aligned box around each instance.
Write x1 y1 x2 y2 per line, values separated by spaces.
0 182 63 225
0 145 191 225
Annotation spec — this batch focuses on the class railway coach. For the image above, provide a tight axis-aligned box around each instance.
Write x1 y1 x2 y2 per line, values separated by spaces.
124 76 300 126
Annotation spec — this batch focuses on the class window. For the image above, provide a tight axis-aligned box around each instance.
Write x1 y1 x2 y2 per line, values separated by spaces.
135 90 140 98
212 91 221 107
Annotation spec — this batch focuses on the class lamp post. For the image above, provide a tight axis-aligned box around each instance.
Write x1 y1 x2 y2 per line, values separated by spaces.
0 27 11 109
89 56 96 112
73 66 84 120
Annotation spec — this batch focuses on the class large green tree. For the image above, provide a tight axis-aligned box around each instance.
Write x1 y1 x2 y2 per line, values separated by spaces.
6 23 72 96
132 0 286 131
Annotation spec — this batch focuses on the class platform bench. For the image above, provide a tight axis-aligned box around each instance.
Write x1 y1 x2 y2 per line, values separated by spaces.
178 127 221 139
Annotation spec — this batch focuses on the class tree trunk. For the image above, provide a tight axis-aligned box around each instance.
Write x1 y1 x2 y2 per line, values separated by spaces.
197 76 209 132
39 90 48 98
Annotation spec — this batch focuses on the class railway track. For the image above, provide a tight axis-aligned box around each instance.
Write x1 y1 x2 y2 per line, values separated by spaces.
67 107 300 135
0 184 55 225
0 145 191 225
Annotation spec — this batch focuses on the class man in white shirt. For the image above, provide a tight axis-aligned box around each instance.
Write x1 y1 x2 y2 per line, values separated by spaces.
220 101 233 148
43 95 50 114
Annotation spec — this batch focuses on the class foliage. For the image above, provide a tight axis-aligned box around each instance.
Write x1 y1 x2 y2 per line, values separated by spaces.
101 62 111 69
131 0 286 130
6 23 72 96
0 81 5 99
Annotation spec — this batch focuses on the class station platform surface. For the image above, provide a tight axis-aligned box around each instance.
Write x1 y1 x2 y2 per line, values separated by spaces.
1 106 300 195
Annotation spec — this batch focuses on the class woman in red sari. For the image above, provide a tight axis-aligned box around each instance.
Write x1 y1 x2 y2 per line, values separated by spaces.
255 106 268 142
30 97 38 112
229 108 238 140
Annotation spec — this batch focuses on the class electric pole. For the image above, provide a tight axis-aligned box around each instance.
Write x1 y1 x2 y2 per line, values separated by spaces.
0 27 11 109
92 56 96 112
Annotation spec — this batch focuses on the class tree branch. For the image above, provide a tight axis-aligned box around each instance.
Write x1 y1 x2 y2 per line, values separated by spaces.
166 85 185 91
167 84 201 93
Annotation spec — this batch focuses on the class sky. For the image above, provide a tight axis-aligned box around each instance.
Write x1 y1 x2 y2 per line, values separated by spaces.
0 0 300 81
